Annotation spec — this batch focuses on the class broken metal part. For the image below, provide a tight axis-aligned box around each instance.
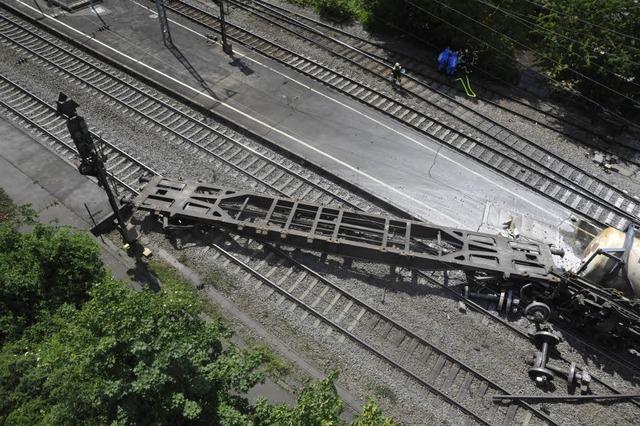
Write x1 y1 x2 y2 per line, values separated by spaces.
526 353 591 393
162 215 194 230
577 225 639 298
528 331 560 384
528 366 554 383
493 393 640 402
463 286 519 315
566 362 591 393
128 177 640 350
520 282 549 301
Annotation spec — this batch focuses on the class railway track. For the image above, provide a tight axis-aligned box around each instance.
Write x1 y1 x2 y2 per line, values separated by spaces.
0 75 155 195
0 47 560 424
0 68 558 425
158 0 640 230
199 229 564 425
0 9 376 213
238 0 640 167
1 4 638 424
3 73 638 423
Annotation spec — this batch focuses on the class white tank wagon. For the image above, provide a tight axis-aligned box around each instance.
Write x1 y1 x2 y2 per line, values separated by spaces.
578 226 640 298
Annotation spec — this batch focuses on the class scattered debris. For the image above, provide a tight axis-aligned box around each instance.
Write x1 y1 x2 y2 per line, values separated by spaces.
504 217 520 239
592 152 605 166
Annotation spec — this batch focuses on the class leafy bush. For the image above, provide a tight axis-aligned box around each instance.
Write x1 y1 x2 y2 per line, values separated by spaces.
0 208 398 424
0 188 14 222
0 222 104 343
314 0 355 22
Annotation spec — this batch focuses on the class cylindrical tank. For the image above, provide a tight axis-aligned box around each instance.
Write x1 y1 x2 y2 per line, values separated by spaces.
579 227 640 298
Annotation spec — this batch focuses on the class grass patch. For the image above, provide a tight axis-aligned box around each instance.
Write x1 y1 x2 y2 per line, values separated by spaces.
203 269 237 291
252 344 291 381
374 384 397 405
147 260 222 320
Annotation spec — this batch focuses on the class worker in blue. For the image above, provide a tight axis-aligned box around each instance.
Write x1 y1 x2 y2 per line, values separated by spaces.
437 47 452 71
447 51 459 75
391 62 404 86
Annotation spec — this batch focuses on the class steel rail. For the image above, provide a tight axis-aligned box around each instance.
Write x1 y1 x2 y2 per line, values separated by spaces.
156 0 638 231
1 64 553 425
0 15 552 424
203 229 558 425
0 11 368 215
1 6 636 422
0 16 290 196
0 76 155 195
6 0 640 342
224 0 640 229
242 0 640 167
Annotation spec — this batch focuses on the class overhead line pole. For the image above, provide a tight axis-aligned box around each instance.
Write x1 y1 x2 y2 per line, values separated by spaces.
217 0 233 54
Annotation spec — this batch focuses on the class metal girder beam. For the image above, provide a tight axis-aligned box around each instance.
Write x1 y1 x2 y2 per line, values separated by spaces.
131 177 559 282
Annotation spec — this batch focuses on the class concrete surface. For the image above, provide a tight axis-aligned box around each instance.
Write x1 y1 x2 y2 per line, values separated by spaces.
1 0 595 415
8 0 577 250
0 115 360 412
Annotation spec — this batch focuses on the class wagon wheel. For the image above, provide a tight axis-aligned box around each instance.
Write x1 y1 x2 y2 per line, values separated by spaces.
524 301 551 323
520 282 549 303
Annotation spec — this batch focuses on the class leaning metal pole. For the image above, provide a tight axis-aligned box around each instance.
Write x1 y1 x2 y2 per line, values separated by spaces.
154 0 173 47
55 93 133 244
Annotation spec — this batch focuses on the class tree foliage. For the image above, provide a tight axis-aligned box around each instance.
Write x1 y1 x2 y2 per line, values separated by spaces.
0 217 397 425
254 371 398 426
352 398 398 426
0 219 266 424
0 278 269 424
314 0 356 22
530 0 640 106
255 370 345 425
0 221 104 343
354 0 523 81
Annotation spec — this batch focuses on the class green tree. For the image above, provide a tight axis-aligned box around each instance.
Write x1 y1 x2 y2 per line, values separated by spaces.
352 398 398 426
315 0 356 21
254 371 398 425
255 370 344 425
0 212 397 425
0 279 267 424
355 0 523 81
0 222 104 343
531 0 640 106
